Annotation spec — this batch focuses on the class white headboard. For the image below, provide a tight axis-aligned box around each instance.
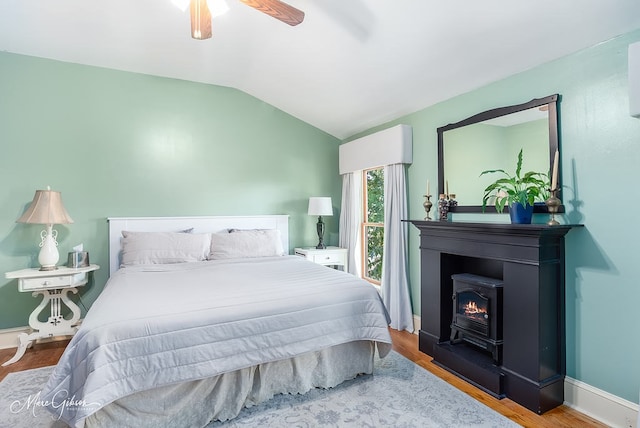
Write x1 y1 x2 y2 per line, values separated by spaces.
107 215 290 276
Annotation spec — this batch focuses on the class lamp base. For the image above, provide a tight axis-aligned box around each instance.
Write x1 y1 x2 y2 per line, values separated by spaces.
316 216 326 249
38 225 60 271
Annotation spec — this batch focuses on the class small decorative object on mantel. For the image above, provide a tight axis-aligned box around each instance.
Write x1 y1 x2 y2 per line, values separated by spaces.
480 149 547 224
545 149 562 225
423 195 433 220
438 194 450 221
423 179 433 220
545 189 562 225
448 193 458 209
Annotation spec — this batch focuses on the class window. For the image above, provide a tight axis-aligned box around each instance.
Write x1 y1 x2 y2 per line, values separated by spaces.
361 167 384 284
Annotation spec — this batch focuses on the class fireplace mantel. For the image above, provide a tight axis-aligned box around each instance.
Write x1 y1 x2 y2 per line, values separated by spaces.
407 220 580 414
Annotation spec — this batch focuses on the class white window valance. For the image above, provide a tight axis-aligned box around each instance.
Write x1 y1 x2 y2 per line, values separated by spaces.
339 124 413 174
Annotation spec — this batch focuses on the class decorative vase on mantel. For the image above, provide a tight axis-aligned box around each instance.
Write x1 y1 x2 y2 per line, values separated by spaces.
509 202 534 224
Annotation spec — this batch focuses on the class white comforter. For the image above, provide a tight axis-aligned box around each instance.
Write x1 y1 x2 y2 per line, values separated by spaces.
41 256 392 427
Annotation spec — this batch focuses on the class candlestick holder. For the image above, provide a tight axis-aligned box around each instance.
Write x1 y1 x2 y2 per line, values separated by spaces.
423 195 433 220
545 188 561 226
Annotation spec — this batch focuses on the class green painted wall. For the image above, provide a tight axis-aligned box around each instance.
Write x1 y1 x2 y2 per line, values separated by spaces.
0 52 341 329
352 30 640 403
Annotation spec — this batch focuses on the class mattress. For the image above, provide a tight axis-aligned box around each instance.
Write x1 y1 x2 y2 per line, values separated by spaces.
41 256 392 427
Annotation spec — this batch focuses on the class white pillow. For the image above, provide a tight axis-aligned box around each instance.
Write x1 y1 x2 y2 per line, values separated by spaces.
208 229 285 260
121 231 211 266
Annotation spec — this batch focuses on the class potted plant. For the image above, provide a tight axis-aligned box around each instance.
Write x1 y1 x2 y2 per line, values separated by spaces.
480 149 547 224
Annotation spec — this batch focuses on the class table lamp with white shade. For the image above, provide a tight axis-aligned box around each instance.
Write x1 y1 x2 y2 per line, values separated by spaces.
17 187 74 271
307 197 332 249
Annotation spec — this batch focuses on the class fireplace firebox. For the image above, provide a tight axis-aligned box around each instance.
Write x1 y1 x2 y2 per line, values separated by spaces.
450 273 503 363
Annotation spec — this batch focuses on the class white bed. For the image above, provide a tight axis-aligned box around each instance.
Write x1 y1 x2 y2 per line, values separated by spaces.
40 215 392 427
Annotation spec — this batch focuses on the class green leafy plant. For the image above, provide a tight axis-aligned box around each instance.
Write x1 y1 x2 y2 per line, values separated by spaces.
365 168 384 281
480 149 548 213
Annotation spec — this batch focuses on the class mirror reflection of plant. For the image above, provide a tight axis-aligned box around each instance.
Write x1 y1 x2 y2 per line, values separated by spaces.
480 149 548 212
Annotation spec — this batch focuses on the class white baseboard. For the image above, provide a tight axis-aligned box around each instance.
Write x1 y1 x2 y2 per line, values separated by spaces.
565 376 639 428
410 315 639 427
0 324 81 351
0 326 30 350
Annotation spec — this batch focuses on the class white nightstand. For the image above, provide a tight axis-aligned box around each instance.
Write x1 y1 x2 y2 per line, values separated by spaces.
294 247 348 272
2 264 99 366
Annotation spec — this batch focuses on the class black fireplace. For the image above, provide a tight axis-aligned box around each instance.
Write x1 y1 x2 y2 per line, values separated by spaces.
450 273 503 363
408 220 580 414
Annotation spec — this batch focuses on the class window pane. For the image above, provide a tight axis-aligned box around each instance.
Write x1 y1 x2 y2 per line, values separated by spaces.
365 225 384 281
366 169 384 223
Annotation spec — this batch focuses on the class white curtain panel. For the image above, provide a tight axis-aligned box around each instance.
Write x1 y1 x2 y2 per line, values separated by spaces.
339 172 362 276
381 164 414 332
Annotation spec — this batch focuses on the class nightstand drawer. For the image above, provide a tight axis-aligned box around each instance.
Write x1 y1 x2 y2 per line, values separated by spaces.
17 272 89 292
294 247 348 272
20 275 72 291
312 253 345 265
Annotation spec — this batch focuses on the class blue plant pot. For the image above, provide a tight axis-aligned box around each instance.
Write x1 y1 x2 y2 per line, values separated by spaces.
509 202 534 224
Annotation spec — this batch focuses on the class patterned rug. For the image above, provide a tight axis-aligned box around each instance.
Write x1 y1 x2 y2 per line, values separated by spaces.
0 351 520 428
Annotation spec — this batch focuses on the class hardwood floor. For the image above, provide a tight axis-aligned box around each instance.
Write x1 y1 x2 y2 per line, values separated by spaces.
389 329 606 428
0 339 68 382
0 331 606 427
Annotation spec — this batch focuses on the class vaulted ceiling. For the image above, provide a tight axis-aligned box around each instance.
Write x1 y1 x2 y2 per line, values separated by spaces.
2 0 640 139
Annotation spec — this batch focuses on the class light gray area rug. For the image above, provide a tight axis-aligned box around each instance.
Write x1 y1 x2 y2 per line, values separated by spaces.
0 351 520 428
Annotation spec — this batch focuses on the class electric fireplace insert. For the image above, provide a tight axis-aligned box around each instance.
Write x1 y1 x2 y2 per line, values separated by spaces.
450 273 504 363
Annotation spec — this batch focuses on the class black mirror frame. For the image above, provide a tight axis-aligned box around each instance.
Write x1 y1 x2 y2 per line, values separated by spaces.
437 94 561 213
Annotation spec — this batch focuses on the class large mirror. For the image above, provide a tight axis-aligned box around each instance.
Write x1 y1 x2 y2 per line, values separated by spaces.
438 94 559 213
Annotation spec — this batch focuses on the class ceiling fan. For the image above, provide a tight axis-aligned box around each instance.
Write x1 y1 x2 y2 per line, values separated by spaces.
189 0 305 40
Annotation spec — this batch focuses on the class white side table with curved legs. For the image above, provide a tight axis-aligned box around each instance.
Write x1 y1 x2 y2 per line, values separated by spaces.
2 264 99 366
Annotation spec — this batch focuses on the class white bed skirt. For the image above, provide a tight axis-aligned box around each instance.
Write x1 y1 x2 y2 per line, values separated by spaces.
85 340 377 427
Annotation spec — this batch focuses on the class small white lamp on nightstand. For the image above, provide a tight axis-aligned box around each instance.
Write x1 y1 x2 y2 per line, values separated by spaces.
308 196 332 249
17 186 74 271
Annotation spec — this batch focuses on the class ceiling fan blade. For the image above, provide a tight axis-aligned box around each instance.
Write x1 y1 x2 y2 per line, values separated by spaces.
190 0 212 40
239 0 305 26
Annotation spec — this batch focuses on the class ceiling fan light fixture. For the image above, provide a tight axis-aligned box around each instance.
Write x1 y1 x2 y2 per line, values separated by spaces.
190 0 212 40
182 0 303 40
171 0 190 12
207 0 230 18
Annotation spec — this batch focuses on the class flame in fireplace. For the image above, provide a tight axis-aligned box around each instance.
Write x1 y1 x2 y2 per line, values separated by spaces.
464 301 487 316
